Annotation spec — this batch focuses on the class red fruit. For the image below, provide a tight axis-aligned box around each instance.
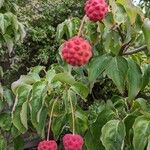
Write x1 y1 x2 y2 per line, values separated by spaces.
85 0 109 22
61 36 92 66
38 140 58 150
63 134 84 150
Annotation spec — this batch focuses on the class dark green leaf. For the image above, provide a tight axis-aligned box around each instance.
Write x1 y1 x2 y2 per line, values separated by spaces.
74 108 88 135
0 135 7 150
142 64 150 89
106 56 128 94
142 18 150 51
127 59 142 100
0 113 11 131
88 55 112 84
13 136 24 150
52 114 67 140
71 82 89 100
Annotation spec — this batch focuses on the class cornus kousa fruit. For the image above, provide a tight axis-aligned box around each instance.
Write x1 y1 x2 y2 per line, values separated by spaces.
38 140 58 150
85 0 109 22
61 36 92 66
63 134 84 150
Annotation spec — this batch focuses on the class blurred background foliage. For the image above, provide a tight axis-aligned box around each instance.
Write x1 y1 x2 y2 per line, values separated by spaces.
1 0 85 85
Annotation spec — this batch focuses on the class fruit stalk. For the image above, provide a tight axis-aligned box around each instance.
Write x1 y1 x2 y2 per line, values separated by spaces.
68 92 75 135
47 98 58 141
77 15 86 37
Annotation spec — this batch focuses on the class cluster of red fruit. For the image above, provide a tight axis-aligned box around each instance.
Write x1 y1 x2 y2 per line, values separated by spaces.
61 0 108 67
38 134 84 150
38 0 108 149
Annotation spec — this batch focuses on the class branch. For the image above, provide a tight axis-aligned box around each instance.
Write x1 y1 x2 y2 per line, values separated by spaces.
117 27 124 43
123 45 147 55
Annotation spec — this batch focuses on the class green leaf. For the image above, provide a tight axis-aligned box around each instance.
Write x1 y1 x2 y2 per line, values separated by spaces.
124 112 139 139
0 66 3 78
30 81 47 128
0 0 4 8
3 88 14 107
3 34 14 54
117 0 143 24
142 64 150 89
0 83 3 99
30 66 45 74
56 22 65 42
20 101 28 129
12 15 18 32
46 69 56 83
52 114 67 140
16 84 32 107
127 59 142 100
0 14 5 34
0 135 7 150
0 100 4 112
71 82 89 100
92 108 115 140
66 18 80 38
133 115 150 150
0 113 11 131
12 107 27 134
85 130 105 150
101 120 126 150
11 126 21 138
106 56 128 94
37 106 48 138
74 108 88 134
88 55 112 84
53 73 76 85
135 98 150 112
13 136 24 150
142 18 150 51
11 73 40 94
18 22 26 42
147 136 150 150
109 1 127 24
85 108 114 150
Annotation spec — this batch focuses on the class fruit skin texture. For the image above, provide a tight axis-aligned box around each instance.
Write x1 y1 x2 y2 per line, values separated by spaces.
61 36 92 66
38 140 58 150
63 134 84 150
85 0 108 22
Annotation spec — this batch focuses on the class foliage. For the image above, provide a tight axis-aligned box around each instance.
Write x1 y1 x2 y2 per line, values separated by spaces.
1 0 85 86
0 0 150 149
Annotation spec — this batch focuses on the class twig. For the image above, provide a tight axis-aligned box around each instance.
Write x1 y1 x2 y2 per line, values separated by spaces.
77 15 86 37
123 45 147 55
117 26 124 43
119 39 132 55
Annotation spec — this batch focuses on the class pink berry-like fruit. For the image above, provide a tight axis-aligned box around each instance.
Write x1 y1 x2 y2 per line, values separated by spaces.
38 140 58 150
61 36 92 66
63 134 84 150
85 0 109 22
